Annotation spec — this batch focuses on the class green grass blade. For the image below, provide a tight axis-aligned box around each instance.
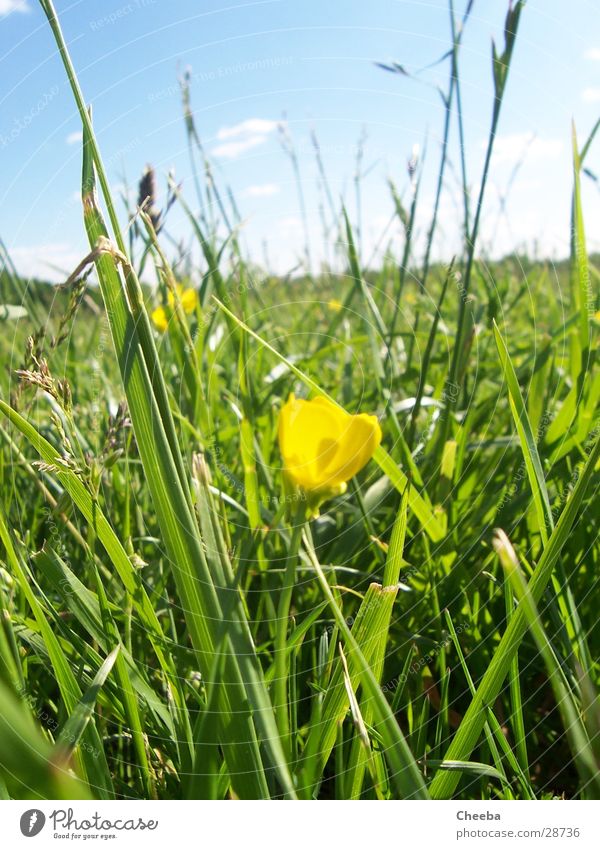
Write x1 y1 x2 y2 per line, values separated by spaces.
503 580 529 779
33 546 174 739
346 489 410 797
493 319 553 542
430 429 600 798
0 677 92 800
570 122 591 381
302 537 429 799
444 608 534 799
0 400 176 675
56 646 120 760
495 530 600 796
0 506 114 797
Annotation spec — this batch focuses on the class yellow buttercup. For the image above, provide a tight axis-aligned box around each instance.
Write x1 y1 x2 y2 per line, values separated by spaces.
151 284 198 332
278 394 381 509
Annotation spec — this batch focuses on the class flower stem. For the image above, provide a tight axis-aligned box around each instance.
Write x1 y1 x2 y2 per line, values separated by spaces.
274 505 305 762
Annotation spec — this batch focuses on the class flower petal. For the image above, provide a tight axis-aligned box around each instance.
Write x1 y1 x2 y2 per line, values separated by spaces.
180 287 198 314
278 395 381 494
325 412 382 485
151 306 168 333
278 395 344 490
166 284 197 315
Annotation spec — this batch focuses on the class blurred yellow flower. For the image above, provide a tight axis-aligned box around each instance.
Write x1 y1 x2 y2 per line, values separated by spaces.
151 306 169 332
327 298 343 312
177 285 198 314
151 284 198 332
278 394 381 500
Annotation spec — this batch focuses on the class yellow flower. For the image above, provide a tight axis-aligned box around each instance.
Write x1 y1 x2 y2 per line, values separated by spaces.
327 298 343 312
278 395 381 503
151 284 198 332
151 306 169 332
176 285 198 315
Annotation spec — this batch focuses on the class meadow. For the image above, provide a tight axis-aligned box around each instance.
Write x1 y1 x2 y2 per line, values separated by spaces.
0 0 599 800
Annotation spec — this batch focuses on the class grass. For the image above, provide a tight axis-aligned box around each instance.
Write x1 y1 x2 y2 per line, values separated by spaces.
0 0 598 800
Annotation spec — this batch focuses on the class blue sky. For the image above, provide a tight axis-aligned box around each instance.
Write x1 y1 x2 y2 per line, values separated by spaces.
1 0 600 280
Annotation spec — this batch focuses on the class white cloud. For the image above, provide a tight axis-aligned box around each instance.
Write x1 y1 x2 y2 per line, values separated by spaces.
10 243 85 283
582 87 600 103
584 47 600 61
0 0 29 13
242 183 280 198
212 118 281 159
216 118 279 141
212 135 268 159
489 132 563 165
66 131 83 146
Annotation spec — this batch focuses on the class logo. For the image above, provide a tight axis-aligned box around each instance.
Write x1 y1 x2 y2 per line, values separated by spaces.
20 810 46 837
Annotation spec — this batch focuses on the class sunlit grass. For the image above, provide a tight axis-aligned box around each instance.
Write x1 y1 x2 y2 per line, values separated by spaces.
0 0 598 800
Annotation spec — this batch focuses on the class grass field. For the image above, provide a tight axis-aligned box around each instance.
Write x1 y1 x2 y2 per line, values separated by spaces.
0 0 599 800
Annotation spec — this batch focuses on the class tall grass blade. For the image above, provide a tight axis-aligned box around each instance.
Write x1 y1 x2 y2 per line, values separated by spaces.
430 429 600 798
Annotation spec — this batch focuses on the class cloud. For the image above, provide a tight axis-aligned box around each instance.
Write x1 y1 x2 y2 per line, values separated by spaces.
216 118 279 140
0 0 29 13
10 243 85 283
212 118 280 159
66 131 83 146
489 132 563 165
212 135 268 159
582 87 600 103
584 47 600 61
242 183 280 198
